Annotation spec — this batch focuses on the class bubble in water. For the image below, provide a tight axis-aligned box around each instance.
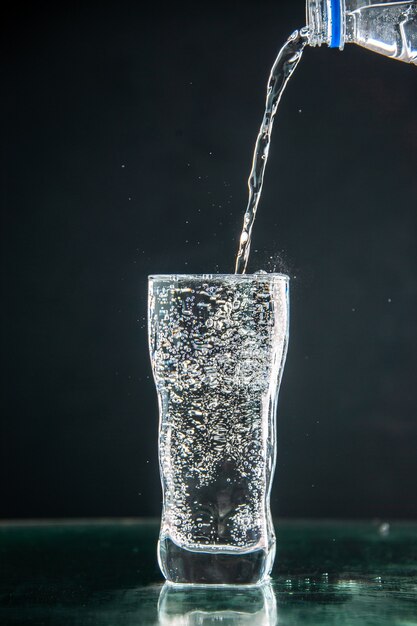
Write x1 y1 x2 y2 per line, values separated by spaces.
149 275 288 552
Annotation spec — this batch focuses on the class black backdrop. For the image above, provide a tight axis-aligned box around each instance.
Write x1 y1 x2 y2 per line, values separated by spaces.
1 0 416 520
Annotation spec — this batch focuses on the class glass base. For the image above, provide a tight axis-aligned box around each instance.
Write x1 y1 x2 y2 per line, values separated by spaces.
158 536 275 585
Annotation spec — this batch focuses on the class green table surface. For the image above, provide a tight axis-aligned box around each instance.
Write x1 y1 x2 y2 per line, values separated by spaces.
0 519 416 625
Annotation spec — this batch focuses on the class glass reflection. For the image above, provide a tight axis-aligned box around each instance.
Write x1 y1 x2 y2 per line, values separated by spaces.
157 581 277 626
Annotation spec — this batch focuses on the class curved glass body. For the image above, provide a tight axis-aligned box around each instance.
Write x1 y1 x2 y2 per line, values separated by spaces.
148 274 289 584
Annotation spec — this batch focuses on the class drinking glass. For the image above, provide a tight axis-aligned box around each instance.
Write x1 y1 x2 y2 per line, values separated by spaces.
148 273 289 584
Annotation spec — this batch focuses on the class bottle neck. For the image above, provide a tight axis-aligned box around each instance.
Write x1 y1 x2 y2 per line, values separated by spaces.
306 0 345 49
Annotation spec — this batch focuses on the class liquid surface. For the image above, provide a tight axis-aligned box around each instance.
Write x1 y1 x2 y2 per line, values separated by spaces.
235 29 308 274
149 276 288 556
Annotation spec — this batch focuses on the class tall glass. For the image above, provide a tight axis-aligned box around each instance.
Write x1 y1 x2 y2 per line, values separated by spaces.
148 273 289 584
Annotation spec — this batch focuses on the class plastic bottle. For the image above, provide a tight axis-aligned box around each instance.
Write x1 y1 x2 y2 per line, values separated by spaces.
306 0 417 64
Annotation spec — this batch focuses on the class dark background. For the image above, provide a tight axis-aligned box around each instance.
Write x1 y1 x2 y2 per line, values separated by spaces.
1 0 416 520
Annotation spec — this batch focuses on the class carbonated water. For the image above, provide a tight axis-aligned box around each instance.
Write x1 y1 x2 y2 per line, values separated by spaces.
149 274 289 584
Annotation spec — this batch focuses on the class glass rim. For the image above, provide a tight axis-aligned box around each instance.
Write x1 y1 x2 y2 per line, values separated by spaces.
148 273 289 281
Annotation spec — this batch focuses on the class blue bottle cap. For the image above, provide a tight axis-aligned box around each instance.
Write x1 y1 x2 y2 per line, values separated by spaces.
330 0 343 48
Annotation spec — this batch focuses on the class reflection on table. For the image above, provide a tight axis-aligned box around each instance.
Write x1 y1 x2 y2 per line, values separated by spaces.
158 581 277 626
1 520 416 625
